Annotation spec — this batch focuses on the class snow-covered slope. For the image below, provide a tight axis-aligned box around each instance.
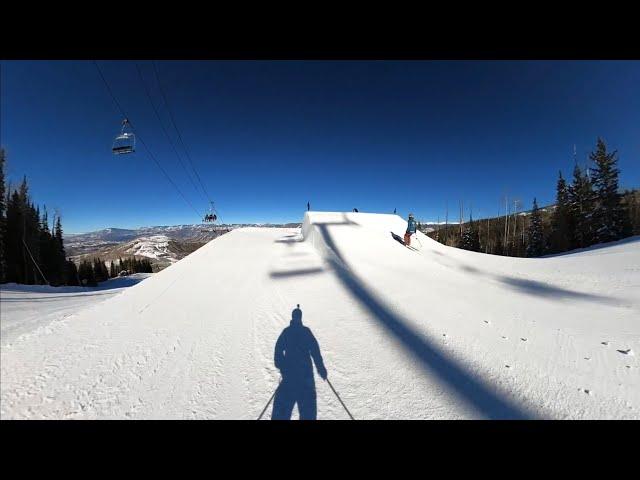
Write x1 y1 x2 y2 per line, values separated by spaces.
0 274 151 346
1 212 638 419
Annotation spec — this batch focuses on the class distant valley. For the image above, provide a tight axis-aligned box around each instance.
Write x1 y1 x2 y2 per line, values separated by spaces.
65 223 302 270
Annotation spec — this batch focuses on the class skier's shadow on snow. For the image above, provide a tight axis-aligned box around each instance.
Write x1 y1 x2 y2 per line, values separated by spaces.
272 305 328 420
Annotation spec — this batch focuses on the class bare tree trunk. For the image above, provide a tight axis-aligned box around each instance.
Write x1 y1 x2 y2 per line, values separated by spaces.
486 217 490 253
445 202 448 245
460 200 464 238
503 196 508 252
512 199 519 254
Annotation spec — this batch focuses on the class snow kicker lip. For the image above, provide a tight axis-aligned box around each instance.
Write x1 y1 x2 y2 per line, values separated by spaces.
303 212 535 419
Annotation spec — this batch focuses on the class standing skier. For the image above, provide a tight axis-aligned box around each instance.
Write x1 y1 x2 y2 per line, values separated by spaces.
404 213 417 246
307 201 310 211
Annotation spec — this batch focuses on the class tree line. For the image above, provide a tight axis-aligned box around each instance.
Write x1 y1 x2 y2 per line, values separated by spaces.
76 256 153 287
0 149 77 285
426 139 639 257
0 149 153 286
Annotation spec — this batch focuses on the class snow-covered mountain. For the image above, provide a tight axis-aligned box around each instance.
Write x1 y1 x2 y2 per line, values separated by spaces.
67 234 211 269
2 212 638 419
65 223 302 268
65 225 224 247
65 223 302 250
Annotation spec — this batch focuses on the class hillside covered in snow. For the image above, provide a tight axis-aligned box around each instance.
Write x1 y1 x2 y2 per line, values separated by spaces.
1 212 638 419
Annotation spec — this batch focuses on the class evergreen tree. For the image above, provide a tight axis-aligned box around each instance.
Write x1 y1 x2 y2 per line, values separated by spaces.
460 214 481 252
78 259 96 286
1 167 71 286
589 138 631 243
65 260 80 286
38 207 54 284
568 164 595 248
547 171 573 253
526 198 544 257
92 257 108 283
0 148 6 282
51 215 67 285
625 190 640 235
6 178 44 284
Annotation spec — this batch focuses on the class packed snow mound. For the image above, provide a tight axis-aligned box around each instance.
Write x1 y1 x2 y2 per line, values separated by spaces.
1 212 638 419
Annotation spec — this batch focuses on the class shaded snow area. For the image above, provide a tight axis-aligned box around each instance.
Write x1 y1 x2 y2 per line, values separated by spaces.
1 212 638 419
1 274 152 346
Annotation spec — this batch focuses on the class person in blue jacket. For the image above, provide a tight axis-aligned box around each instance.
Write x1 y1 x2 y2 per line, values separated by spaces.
404 213 417 246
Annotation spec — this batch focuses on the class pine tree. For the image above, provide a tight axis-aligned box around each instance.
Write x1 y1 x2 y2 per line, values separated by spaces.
0 166 72 286
547 171 573 253
65 260 80 286
625 190 640 235
568 164 595 248
0 148 6 282
92 257 108 283
526 198 544 257
38 207 54 284
460 214 480 252
78 259 96 286
51 215 67 285
10 178 44 284
589 138 631 243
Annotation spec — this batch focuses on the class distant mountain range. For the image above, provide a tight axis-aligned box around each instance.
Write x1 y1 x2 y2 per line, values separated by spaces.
65 223 302 245
64 223 302 269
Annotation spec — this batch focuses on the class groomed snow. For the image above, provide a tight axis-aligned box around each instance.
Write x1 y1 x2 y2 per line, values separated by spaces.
0 274 152 346
1 212 638 419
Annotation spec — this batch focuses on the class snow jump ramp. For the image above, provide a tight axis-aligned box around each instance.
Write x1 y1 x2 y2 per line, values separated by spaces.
1 212 638 419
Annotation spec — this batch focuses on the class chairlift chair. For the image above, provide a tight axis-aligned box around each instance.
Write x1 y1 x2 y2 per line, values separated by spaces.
112 119 135 155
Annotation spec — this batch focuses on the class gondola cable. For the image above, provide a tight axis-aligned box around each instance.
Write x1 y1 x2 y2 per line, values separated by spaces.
151 61 216 208
134 62 206 207
151 61 227 228
93 60 203 220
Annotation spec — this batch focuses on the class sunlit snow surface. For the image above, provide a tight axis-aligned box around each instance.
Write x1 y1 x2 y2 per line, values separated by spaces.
1 213 638 419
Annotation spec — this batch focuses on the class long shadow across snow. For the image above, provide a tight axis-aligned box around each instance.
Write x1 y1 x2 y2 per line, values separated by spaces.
444 257 619 306
269 267 325 279
496 275 619 304
313 220 533 419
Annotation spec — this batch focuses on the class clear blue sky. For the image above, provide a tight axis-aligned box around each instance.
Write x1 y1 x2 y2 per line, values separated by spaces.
1 60 639 233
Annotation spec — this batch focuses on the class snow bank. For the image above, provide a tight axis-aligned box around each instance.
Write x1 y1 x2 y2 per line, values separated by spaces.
1 274 151 346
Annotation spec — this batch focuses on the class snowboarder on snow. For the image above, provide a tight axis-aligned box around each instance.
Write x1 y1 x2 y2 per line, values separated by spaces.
394 208 397 214
353 208 359 212
307 201 310 211
404 213 417 246
272 304 327 420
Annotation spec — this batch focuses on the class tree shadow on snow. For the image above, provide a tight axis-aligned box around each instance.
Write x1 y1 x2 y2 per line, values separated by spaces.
274 237 304 244
449 258 619 306
271 305 327 420
269 267 325 279
314 220 534 419
495 275 619 305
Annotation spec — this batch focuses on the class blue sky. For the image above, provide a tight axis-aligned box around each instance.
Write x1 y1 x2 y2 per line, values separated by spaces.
1 60 639 233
